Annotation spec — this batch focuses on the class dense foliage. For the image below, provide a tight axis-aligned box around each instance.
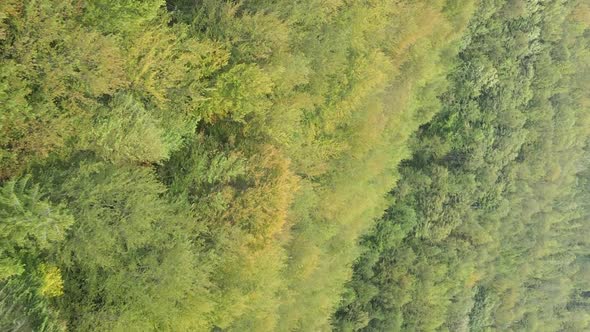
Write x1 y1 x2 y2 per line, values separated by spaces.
334 1 590 331
0 0 588 331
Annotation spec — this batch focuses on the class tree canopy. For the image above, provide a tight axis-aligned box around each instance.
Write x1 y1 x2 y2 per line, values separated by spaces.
0 0 588 331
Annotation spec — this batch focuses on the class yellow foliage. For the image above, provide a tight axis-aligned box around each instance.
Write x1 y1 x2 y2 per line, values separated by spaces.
227 145 299 244
39 264 64 298
571 2 590 26
466 271 482 288
126 25 230 113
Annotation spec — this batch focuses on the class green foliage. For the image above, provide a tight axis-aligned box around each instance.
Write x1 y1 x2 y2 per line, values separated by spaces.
81 93 176 164
0 0 127 178
37 158 213 331
0 176 73 280
334 0 590 330
201 63 273 123
0 271 66 332
80 0 165 34
0 175 71 331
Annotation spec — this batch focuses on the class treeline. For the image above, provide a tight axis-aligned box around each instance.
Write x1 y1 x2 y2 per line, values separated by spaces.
0 0 474 331
334 0 590 331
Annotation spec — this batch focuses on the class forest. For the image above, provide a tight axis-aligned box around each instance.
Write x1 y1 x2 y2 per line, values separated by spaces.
0 0 588 331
